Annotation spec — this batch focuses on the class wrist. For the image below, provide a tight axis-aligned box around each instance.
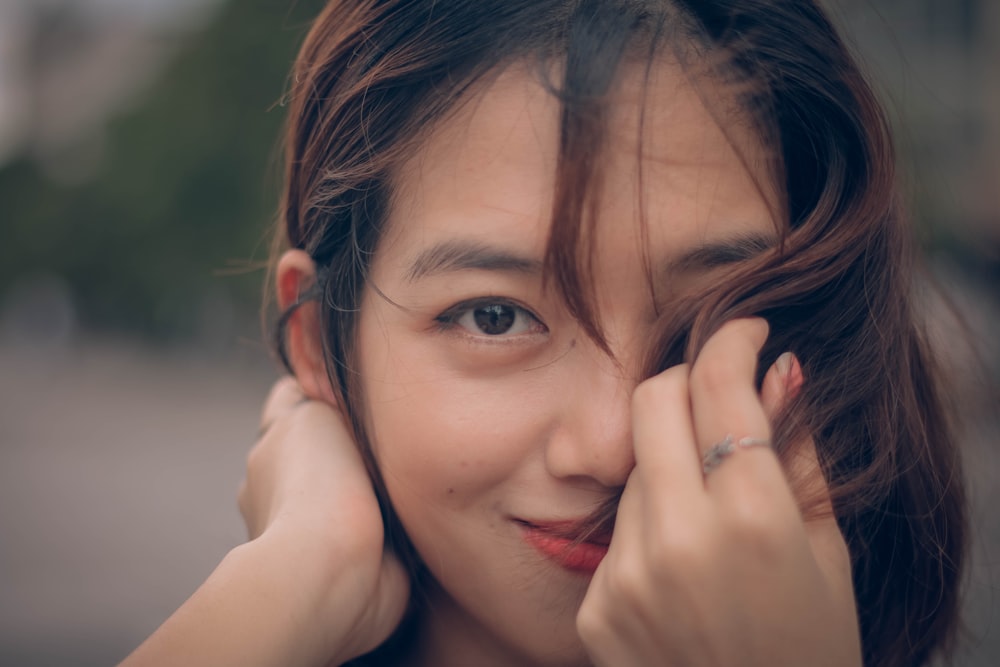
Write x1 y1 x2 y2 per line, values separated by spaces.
226 532 342 664
241 520 371 664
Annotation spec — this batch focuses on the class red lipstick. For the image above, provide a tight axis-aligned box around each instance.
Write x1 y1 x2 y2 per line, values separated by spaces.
518 520 610 575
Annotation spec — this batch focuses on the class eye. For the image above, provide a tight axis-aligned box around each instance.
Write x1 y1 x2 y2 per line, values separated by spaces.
436 299 546 338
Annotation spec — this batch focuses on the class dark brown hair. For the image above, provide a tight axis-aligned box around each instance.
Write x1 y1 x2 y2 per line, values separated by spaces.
274 1 967 665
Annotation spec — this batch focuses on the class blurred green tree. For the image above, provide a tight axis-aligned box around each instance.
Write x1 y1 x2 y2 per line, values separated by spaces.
2 0 995 341
0 0 326 339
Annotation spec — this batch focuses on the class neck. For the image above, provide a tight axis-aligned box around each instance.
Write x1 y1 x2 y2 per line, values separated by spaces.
402 584 535 667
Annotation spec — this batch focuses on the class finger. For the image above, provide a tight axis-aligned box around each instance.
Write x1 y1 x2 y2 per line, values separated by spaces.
237 477 266 540
371 552 412 644
758 352 828 513
631 364 703 498
601 467 645 563
760 351 798 420
760 352 793 422
786 434 836 521
688 318 784 495
236 479 251 533
284 400 376 504
792 437 851 583
259 376 307 433
632 364 702 495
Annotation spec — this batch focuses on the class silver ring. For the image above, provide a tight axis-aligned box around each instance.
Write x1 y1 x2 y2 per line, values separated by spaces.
701 435 772 475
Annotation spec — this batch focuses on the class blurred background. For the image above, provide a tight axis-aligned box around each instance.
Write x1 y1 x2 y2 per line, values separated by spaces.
0 0 996 665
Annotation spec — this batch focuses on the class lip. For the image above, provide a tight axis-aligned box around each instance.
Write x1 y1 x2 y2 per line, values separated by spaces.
516 519 611 575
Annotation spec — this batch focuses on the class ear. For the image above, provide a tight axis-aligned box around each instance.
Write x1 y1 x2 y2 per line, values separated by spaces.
276 249 340 406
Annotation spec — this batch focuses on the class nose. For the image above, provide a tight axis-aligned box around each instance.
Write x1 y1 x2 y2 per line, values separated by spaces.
543 343 637 489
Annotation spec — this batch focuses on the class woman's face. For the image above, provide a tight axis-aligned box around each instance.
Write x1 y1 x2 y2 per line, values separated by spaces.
356 62 778 664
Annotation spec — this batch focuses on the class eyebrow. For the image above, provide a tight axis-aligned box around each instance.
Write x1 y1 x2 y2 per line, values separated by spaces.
666 231 776 275
405 240 542 282
404 231 775 282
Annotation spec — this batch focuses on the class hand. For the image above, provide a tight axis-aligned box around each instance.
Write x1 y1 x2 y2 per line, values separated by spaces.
577 319 861 667
120 378 410 667
239 377 410 664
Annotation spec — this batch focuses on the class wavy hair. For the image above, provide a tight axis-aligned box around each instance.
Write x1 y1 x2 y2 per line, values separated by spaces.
274 1 967 664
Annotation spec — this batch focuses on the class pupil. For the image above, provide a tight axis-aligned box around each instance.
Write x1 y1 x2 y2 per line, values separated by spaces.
473 304 516 335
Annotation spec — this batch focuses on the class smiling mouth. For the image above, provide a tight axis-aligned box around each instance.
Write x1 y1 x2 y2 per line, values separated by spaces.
515 519 612 575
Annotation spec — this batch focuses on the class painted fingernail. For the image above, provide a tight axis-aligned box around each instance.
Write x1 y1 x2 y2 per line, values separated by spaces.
780 352 804 398
775 351 793 379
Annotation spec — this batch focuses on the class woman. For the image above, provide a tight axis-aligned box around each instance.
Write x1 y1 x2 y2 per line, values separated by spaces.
123 1 966 665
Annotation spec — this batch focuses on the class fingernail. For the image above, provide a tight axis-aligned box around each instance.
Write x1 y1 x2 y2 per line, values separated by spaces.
775 351 793 379
778 351 804 398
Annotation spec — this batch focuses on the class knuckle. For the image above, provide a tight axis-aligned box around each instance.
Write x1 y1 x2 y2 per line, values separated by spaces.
236 481 248 515
714 318 769 350
260 376 305 427
689 354 735 399
602 528 711 606
632 367 687 413
269 376 301 403
244 440 274 484
607 556 649 605
576 596 617 651
245 442 263 472
575 595 603 636
724 317 767 338
630 378 659 413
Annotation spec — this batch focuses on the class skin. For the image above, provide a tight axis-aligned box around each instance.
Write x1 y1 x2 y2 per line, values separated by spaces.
121 60 860 666
352 63 783 665
120 378 409 667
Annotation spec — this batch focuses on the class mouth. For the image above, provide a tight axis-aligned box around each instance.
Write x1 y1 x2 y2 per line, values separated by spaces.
515 519 612 575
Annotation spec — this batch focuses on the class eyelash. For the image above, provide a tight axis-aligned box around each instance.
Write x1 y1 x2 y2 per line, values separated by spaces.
433 297 548 340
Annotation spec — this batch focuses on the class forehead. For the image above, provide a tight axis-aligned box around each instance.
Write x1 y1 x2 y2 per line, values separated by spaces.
379 59 778 270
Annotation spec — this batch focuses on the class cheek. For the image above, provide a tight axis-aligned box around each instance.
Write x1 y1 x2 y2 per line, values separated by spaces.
363 374 546 508
354 298 558 522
